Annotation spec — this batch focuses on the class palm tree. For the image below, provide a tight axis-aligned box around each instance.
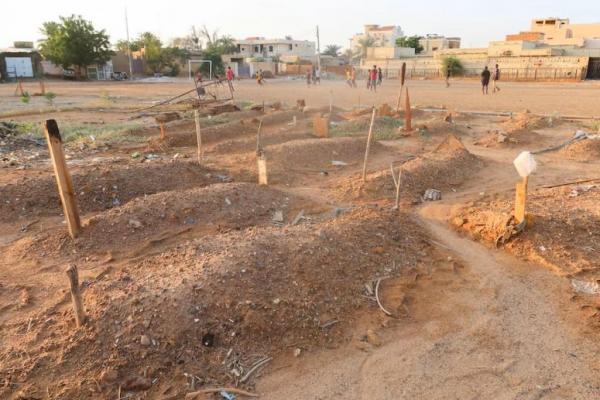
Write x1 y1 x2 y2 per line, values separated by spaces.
355 35 376 61
322 44 342 57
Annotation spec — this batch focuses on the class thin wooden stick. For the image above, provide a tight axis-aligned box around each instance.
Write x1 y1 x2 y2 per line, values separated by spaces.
394 168 402 210
361 107 377 182
66 265 86 327
185 387 259 399
375 278 393 316
256 118 263 153
43 120 81 238
395 63 406 113
194 110 202 164
329 90 333 113
240 357 272 383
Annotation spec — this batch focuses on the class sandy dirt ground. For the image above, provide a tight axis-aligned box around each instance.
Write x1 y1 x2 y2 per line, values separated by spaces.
1 78 600 117
1 77 600 399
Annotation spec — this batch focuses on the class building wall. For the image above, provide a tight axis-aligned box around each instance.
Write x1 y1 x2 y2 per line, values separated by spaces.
235 40 315 59
366 47 415 59
351 24 404 50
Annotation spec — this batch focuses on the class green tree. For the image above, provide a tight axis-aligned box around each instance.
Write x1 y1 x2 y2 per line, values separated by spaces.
39 15 113 79
198 26 236 75
442 56 464 75
395 36 424 54
322 44 341 57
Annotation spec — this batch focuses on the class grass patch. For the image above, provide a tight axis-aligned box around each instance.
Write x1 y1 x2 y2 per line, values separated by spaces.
10 120 146 145
330 116 403 140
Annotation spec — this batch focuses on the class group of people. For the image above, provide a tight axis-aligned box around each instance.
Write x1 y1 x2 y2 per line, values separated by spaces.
480 64 501 94
306 67 321 86
366 65 383 91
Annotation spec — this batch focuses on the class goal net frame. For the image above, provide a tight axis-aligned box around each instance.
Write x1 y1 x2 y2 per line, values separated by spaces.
188 60 213 81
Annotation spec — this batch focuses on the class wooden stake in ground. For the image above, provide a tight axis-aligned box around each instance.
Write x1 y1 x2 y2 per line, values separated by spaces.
43 120 81 238
159 123 166 140
404 88 412 132
361 107 377 182
393 167 402 210
256 118 268 185
395 62 406 113
39 80 46 95
257 151 268 185
329 90 333 114
194 110 202 163
514 176 529 224
66 265 86 327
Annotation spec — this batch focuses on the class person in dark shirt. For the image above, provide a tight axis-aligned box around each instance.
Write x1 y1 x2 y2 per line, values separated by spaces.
481 66 491 95
445 65 451 88
377 67 383 86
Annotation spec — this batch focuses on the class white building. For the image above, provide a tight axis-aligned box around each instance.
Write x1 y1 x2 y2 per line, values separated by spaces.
351 25 404 49
233 37 316 61
419 34 461 55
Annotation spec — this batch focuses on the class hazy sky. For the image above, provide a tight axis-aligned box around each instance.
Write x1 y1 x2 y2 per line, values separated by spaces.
2 0 599 50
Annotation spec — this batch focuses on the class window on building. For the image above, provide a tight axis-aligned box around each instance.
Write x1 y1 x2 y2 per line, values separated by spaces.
237 44 241 52
289 44 293 50
254 46 259 52
269 45 273 52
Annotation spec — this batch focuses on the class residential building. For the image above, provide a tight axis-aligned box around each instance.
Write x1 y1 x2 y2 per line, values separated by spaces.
419 34 461 55
351 25 404 49
530 18 600 45
233 37 315 60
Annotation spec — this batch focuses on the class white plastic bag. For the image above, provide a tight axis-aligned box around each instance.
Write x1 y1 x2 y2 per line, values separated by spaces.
513 151 537 178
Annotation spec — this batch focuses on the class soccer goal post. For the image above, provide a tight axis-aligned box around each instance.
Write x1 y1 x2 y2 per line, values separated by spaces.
188 60 213 80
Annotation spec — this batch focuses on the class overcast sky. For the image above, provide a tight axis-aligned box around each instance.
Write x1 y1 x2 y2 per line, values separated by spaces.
2 0 599 50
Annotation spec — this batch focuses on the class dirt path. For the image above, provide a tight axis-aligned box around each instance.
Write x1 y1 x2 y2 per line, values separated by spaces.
257 204 600 399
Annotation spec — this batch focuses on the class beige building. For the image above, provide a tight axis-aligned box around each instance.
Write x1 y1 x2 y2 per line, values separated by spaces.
530 18 600 45
351 25 404 49
419 35 461 55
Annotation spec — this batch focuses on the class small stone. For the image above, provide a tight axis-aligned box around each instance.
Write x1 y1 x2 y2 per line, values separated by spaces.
140 335 151 346
273 298 281 305
99 369 118 383
366 330 382 347
293 348 302 357
128 219 142 229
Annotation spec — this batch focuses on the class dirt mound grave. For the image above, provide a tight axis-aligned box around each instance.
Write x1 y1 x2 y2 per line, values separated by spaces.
210 130 313 155
0 207 433 399
336 134 484 202
0 161 227 223
451 184 600 277
161 110 309 148
559 137 600 161
8 183 311 260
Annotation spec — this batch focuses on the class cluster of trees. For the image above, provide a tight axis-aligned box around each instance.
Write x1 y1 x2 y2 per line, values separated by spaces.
38 15 236 79
395 36 424 54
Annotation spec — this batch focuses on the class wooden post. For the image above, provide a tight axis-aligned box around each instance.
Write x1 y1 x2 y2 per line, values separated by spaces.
256 118 263 153
194 110 202 164
394 168 402 210
404 88 412 132
159 123 166 140
257 151 268 185
396 62 406 113
43 120 81 238
329 90 333 114
66 265 86 327
40 80 46 95
361 107 377 182
514 176 529 224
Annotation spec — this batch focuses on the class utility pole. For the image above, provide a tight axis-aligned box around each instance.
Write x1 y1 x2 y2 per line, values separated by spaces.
125 5 133 79
316 25 321 72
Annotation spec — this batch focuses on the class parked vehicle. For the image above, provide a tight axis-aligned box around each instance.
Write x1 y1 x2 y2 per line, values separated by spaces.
111 71 129 81
62 68 76 80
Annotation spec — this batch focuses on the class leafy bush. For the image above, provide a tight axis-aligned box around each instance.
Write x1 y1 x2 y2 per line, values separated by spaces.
442 56 464 75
